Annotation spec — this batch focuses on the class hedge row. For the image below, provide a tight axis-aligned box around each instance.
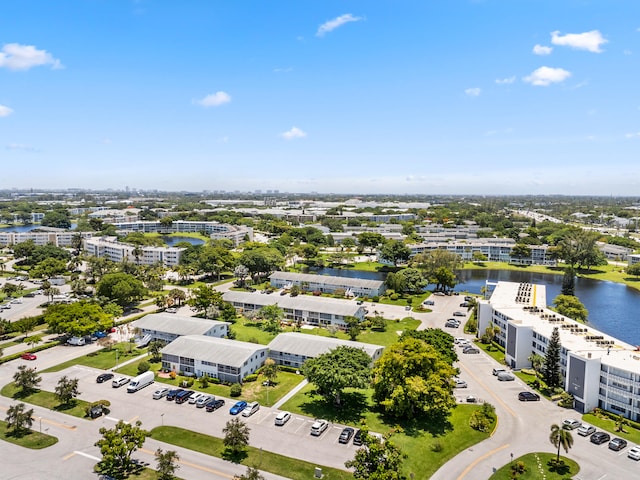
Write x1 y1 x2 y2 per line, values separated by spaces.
0 340 59 365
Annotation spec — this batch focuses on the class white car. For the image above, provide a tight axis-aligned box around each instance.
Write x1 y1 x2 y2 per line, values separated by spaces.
189 392 205 404
627 445 640 460
453 377 468 388
577 425 596 436
111 376 129 388
242 401 260 417
492 368 507 376
310 419 329 436
274 411 291 426
562 419 582 430
152 387 170 399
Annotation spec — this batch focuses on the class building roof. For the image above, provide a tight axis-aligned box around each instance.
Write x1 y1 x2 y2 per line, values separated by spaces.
161 335 266 368
269 271 384 289
268 332 383 359
134 313 229 336
222 291 364 317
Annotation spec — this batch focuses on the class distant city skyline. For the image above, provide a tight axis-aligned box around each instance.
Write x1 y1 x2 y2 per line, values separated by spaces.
2 1 640 195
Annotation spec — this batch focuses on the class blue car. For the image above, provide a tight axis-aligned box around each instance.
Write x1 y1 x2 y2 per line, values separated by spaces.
229 401 247 415
92 331 107 339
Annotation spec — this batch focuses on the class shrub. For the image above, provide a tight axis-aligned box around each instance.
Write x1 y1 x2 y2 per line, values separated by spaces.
431 440 443 452
279 366 299 374
209 377 221 384
169 371 177 379
199 376 209 388
243 374 258 383
469 403 496 433
390 293 399 301
312 290 322 296
230 383 242 397
137 361 150 374
371 296 380 302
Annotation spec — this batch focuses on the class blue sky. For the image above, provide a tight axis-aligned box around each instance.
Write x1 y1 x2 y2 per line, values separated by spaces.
1 0 639 195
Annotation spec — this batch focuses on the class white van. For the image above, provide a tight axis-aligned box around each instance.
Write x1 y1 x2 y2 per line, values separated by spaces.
126 371 155 393
242 401 260 417
67 336 86 346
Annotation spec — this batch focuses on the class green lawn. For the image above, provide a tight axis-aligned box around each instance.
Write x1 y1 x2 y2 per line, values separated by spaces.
0 419 58 449
1 383 92 419
150 426 352 480
489 452 579 479
279 383 495 478
476 341 506 364
42 343 148 373
582 412 640 444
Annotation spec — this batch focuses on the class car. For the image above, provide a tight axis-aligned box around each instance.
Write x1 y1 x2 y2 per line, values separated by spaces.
274 411 291 426
433 291 445 296
166 389 184 401
175 390 194 404
404 305 411 311
165 307 178 313
452 311 466 317
445 321 460 328
89 405 104 419
353 429 363 446
609 437 628 451
96 372 114 383
24 292 36 297
189 392 206 404
230 401 248 415
462 347 480 354
492 368 507 376
152 387 170 399
310 419 329 436
196 395 214 408
92 331 107 339
339 427 355 444
11 298 23 304
242 401 260 417
497 372 515 381
111 376 130 388
627 445 640 460
458 339 470 347
459 302 469 307
423 300 435 305
453 377 468 388
109 327 117 333
20 352 37 360
577 425 596 437
518 391 540 402
466 395 478 403
562 419 582 430
205 399 225 412
464 296 473 302
590 431 611 445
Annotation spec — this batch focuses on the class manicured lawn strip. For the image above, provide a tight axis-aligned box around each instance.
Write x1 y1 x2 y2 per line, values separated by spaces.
377 292 430 307
279 383 494 478
0 419 58 449
42 343 148 373
230 321 278 345
357 318 420 346
1 383 92 419
477 341 506 365
150 426 352 480
489 452 579 480
582 413 640 444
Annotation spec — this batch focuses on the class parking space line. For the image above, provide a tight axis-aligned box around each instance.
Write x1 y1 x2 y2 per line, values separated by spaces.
458 363 517 418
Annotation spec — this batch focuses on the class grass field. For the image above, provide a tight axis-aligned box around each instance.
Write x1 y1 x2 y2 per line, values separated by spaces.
42 343 148 373
582 412 640 444
1 383 92 419
279 383 494 478
489 452 579 479
0 419 58 449
150 425 352 480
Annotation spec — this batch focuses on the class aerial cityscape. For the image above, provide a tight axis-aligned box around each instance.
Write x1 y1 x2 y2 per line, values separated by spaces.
3 1 640 480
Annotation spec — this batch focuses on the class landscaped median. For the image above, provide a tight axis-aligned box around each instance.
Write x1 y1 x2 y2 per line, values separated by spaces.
1 382 93 419
0 419 58 449
582 410 640 445
488 452 579 479
150 426 352 480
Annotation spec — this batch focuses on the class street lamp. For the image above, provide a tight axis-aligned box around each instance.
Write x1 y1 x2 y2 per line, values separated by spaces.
161 413 164 427
39 417 42 434
115 349 119 369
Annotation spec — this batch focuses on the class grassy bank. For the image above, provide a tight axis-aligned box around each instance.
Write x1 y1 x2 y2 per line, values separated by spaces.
489 452 579 480
1 383 91 420
0 419 58 449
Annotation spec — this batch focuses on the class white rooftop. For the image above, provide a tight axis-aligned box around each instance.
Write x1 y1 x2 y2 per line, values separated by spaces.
223 291 364 317
161 335 266 368
270 271 385 289
268 332 383 359
134 313 229 336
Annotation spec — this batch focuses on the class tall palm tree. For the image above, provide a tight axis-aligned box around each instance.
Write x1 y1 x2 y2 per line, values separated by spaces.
549 423 574 464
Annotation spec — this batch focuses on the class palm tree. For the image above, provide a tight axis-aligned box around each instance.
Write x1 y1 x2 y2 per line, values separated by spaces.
5 402 34 436
528 353 544 378
549 423 574 464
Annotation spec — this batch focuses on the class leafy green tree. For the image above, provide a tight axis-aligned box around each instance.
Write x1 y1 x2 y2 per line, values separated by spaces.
344 430 406 479
148 340 164 361
384 272 406 293
357 232 385 253
344 315 362 341
395 267 427 293
561 267 575 296
96 272 147 306
528 353 544 378
234 264 250 286
431 266 457 292
410 249 464 281
168 288 187 306
222 418 251 459
627 263 640 278
510 243 532 262
379 240 411 266
31 257 68 278
5 402 34 437
257 304 283 333
372 337 456 420
41 209 71 228
400 329 458 364
549 423 573 464
543 327 563 390
155 448 180 480
261 358 279 385
553 295 588 323
44 302 113 337
13 365 41 395
199 244 235 280
469 403 496 432
54 376 80 406
188 284 223 313
95 420 149 478
238 247 284 281
234 466 265 480
302 346 372 406
17 316 37 339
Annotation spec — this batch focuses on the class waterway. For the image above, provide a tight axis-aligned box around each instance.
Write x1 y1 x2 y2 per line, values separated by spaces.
160 236 205 247
314 267 640 346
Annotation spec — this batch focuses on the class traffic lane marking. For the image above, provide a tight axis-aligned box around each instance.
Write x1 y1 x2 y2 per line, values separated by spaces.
139 447 235 479
456 443 509 480
0 405 77 431
458 362 518 418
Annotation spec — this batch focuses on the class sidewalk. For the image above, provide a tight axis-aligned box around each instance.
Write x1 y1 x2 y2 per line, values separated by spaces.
272 378 308 410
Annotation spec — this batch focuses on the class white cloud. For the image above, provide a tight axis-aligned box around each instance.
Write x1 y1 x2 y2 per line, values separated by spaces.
0 104 13 117
0 43 62 71
495 76 515 85
195 91 231 107
280 127 307 140
316 14 363 37
624 49 632 56
533 44 553 55
626 132 640 139
551 30 608 53
273 67 293 73
6 143 37 152
523 66 571 86
465 87 481 97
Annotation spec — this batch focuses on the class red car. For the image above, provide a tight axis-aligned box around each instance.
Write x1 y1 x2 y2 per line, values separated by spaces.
21 353 37 361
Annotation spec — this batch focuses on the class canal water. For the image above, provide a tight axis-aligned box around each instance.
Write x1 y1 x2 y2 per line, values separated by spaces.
314 267 640 346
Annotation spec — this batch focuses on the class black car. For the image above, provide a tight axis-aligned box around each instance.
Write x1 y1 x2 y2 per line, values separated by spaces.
608 437 627 451
166 389 184 401
89 405 104 419
353 429 362 446
175 390 194 404
517 391 541 402
205 399 225 412
591 431 611 445
339 427 355 444
96 372 114 383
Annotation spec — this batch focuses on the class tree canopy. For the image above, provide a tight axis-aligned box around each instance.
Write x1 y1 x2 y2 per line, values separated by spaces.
96 272 147 306
344 430 406 479
95 420 149 478
44 301 113 336
553 294 588 323
379 240 411 266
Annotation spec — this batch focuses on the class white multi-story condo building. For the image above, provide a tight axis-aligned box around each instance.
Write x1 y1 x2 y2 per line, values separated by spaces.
0 230 92 247
269 272 386 297
83 236 184 267
111 220 253 246
478 281 640 421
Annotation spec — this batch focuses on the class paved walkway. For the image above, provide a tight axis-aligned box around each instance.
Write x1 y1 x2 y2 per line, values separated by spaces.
272 378 308 410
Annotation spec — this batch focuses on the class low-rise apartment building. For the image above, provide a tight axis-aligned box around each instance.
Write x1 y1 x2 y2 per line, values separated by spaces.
83 236 185 266
269 271 386 297
133 313 229 343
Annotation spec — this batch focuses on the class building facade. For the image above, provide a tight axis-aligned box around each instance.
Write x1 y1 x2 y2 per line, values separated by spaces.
269 271 386 297
83 236 185 266
133 314 229 343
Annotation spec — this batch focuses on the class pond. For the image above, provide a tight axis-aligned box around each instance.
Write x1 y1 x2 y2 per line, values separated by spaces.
160 236 205 247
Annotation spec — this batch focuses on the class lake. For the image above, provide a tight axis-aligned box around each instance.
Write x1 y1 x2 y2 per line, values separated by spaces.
160 236 205 247
314 267 640 346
